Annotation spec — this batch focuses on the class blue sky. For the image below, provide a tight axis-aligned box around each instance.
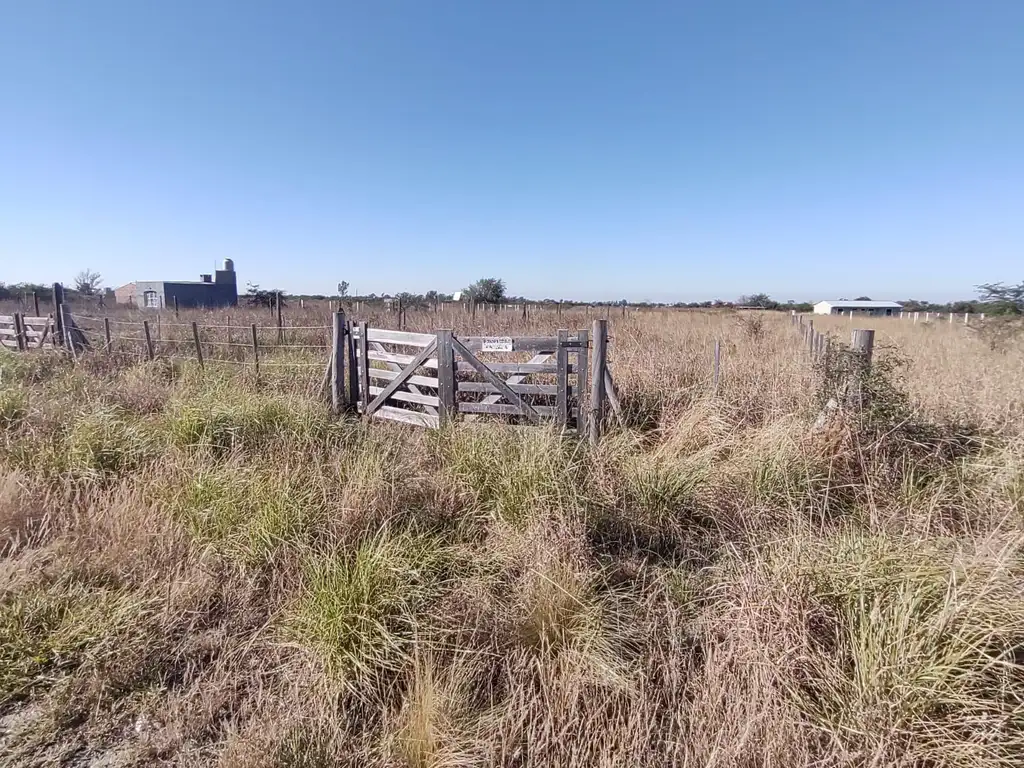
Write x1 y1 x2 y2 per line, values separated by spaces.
2 1 1022 303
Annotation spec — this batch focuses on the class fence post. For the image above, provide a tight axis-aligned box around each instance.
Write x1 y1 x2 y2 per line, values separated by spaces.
331 311 345 413
556 329 569 427
847 329 875 409
143 320 155 360
13 313 26 351
346 320 358 413
33 291 40 318
250 324 260 378
191 321 204 368
576 328 589 434
276 292 283 344
358 322 369 415
104 317 112 352
52 283 65 347
61 306 78 362
589 319 607 446
174 296 179 318
436 329 455 426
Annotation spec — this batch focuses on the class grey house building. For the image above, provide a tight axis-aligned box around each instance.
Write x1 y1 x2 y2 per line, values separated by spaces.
114 260 239 309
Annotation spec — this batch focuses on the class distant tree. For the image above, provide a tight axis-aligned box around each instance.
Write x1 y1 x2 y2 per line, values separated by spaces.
977 281 1024 315
738 293 777 309
466 277 506 305
73 269 103 295
337 281 349 297
245 283 286 308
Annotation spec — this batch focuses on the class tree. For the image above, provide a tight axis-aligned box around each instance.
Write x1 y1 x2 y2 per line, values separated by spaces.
466 277 506 305
977 281 1024 315
74 269 103 295
738 293 776 309
245 283 286 308
337 281 349 297
854 296 872 301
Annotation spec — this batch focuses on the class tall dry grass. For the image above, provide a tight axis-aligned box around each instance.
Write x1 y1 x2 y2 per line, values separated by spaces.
1 309 1023 766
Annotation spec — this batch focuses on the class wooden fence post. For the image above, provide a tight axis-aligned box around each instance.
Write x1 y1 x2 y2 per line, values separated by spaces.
358 321 369 415
174 296 179 318
191 321 204 368
847 329 875 409
52 283 65 347
436 329 455 426
33 291 40 318
346 320 358 413
104 317 112 352
556 329 569 428
143 320 155 360
575 328 589 434
13 313 26 351
589 319 607 446
331 311 345 414
276 292 283 344
250 323 260 378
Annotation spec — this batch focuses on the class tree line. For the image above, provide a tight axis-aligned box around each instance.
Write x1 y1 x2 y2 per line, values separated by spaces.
4 273 1023 317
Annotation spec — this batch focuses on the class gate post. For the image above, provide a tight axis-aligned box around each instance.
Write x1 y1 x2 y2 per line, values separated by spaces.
436 329 455 426
331 311 346 414
52 283 65 347
589 319 608 446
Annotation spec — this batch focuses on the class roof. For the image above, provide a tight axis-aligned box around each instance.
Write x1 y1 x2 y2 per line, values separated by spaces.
816 300 902 308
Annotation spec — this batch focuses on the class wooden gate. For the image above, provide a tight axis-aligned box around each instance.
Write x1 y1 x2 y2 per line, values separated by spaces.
348 326 594 431
0 314 56 351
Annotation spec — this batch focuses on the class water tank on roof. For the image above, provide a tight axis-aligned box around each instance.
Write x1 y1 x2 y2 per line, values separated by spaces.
223 258 234 272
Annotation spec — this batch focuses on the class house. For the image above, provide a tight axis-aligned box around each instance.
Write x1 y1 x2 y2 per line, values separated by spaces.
813 300 902 317
114 260 239 309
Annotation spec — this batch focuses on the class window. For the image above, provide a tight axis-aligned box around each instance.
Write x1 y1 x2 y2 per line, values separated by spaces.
144 290 160 308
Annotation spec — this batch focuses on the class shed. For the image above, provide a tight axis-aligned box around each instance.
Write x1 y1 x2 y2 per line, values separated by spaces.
813 300 902 317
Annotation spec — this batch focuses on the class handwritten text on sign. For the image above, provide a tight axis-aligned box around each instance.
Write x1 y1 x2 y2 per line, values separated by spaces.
479 337 514 352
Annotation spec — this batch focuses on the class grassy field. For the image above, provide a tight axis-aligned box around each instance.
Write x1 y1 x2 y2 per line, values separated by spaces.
1 306 1023 766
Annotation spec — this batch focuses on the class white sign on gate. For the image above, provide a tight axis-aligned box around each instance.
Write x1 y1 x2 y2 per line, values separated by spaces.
479 337 514 352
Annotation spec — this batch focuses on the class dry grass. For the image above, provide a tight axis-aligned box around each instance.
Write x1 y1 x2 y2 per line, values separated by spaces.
1 308 1023 766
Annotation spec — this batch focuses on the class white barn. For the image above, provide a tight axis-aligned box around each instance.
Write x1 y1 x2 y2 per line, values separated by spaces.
813 300 902 317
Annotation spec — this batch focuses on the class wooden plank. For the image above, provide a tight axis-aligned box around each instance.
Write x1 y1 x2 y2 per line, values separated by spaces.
436 329 455 426
457 403 557 416
21 317 51 326
452 337 541 423
364 339 437 416
0 328 17 337
366 349 440 368
365 366 440 388
556 329 568 428
576 329 589 434
368 386 439 407
362 328 435 347
370 405 439 429
457 382 560 396
0 315 13 323
362 349 567 375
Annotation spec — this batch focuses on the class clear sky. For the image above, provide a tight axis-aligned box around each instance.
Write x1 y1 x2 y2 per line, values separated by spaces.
2 1 1022 303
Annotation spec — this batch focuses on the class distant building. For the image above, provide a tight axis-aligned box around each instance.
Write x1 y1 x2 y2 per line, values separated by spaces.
114 260 239 309
813 300 902 317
